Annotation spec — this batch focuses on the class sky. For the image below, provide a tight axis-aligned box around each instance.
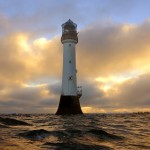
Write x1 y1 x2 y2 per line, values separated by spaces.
0 0 150 113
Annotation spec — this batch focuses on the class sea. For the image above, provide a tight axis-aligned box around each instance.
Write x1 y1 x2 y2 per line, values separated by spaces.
0 113 149 150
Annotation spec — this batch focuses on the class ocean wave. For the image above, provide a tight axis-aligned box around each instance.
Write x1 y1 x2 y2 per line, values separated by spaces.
88 129 124 140
0 113 149 150
0 117 32 126
18 129 51 140
43 142 113 150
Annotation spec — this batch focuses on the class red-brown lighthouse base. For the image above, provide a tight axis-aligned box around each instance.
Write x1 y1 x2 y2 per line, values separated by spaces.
56 95 83 115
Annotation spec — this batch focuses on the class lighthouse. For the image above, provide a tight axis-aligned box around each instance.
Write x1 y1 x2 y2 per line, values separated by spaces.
56 19 83 115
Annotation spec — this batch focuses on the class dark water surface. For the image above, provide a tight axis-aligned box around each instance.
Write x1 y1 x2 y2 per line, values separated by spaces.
0 113 149 150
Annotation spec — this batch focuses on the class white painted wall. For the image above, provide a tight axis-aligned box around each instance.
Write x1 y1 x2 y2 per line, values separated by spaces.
61 39 77 96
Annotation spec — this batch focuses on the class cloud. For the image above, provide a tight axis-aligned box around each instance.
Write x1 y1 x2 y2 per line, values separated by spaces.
0 0 140 38
112 73 150 107
85 72 150 113
0 82 59 113
0 32 61 113
79 80 104 106
0 32 61 84
0 14 10 35
48 82 61 95
77 20 150 77
0 0 86 37
0 19 150 113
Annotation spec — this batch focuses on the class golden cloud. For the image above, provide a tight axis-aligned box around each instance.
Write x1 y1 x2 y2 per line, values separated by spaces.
1 20 150 113
77 21 150 78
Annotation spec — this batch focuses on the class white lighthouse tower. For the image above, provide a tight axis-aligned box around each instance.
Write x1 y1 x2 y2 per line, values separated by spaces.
56 19 83 115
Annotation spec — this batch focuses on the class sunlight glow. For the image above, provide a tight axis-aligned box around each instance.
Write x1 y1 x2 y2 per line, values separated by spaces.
17 35 31 52
17 36 49 52
102 84 112 92
122 24 135 33
33 37 49 48
95 71 142 92
23 83 48 88
82 107 106 113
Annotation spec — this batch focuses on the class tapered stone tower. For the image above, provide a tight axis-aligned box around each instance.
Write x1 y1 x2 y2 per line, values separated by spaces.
56 19 83 115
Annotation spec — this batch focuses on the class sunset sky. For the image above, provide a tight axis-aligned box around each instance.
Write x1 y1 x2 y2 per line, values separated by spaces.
0 0 150 113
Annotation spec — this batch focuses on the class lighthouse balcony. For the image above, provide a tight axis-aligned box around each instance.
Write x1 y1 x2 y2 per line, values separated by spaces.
77 86 82 98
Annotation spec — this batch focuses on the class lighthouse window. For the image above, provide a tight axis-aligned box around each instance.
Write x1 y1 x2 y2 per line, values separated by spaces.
69 60 71 63
69 76 73 80
69 44 71 47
